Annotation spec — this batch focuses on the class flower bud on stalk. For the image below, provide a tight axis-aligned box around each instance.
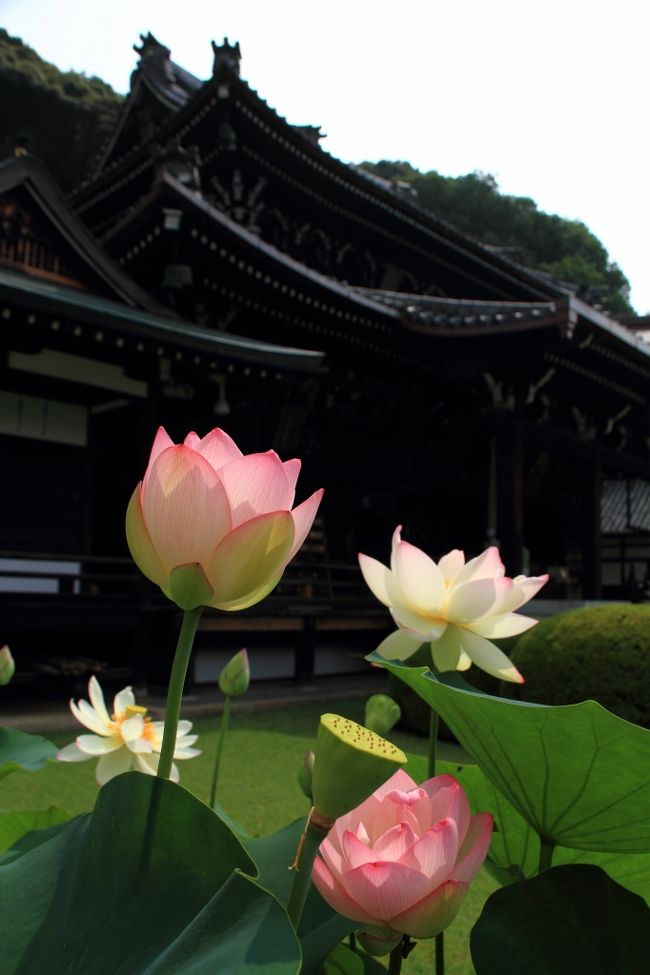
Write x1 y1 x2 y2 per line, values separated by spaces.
364 693 401 736
0 645 15 686
218 648 250 698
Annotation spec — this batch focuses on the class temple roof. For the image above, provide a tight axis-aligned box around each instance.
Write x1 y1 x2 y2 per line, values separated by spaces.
0 265 325 373
132 33 203 110
0 155 172 315
76 38 559 303
357 290 560 333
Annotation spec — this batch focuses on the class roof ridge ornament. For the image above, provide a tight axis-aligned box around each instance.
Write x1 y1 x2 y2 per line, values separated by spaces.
134 32 171 62
211 37 242 77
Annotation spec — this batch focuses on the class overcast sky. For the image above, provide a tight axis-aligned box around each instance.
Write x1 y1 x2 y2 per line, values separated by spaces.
3 0 649 312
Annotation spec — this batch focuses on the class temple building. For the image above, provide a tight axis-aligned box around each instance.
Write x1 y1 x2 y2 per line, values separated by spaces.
2 35 650 688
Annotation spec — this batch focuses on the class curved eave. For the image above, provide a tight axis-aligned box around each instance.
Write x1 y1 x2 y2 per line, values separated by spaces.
221 69 559 301
106 173 401 326
0 156 174 318
0 267 325 374
70 64 559 301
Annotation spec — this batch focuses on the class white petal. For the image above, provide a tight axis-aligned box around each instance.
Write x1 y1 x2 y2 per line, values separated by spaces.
389 525 404 570
431 627 463 673
457 649 472 671
375 628 423 661
467 613 538 639
495 574 549 614
393 540 446 614
358 554 394 608
176 734 199 748
127 738 154 753
138 752 160 775
120 714 144 742
453 547 505 586
113 686 135 717
437 549 465 582
392 607 447 640
95 748 135 785
70 699 110 736
87 676 111 725
458 629 523 683
56 742 91 763
174 747 201 759
76 734 122 755
447 577 511 623
176 720 193 736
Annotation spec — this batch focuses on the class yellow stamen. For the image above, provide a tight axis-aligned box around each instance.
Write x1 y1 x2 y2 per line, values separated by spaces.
125 704 148 718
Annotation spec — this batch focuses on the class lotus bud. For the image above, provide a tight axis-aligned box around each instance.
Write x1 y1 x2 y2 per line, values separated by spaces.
364 693 401 735
0 645 15 686
218 648 250 698
297 749 315 799
311 713 407 822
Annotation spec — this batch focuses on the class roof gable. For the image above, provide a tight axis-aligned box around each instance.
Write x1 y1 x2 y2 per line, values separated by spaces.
0 155 173 315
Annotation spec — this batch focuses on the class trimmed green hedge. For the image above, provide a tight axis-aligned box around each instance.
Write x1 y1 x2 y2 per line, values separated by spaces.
511 603 650 727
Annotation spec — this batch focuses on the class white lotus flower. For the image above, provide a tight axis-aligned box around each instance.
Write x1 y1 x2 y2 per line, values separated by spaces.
359 527 548 683
57 676 200 784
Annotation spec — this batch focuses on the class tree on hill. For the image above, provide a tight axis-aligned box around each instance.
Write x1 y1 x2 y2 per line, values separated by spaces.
0 29 124 190
362 161 633 315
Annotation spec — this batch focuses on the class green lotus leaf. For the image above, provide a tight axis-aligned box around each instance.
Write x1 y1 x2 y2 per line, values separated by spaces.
470 864 650 974
377 658 650 853
0 726 57 780
0 806 71 853
0 772 300 974
408 754 650 904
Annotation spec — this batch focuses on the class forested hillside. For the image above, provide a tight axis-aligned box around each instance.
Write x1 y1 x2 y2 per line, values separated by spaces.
363 161 632 314
0 29 123 189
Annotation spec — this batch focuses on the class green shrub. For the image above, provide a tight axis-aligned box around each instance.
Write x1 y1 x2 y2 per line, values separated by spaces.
511 603 650 727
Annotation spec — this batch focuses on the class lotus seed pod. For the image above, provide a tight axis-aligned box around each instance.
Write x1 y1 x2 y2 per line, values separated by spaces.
364 693 401 735
311 713 407 821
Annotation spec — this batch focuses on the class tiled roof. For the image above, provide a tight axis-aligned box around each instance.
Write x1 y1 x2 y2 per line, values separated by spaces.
356 289 559 332
137 45 202 109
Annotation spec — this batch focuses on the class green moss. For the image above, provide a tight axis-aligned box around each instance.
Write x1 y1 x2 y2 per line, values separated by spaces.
511 604 650 726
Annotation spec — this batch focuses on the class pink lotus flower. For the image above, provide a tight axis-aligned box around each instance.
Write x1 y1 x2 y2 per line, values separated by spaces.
359 528 548 682
127 427 323 611
312 769 492 953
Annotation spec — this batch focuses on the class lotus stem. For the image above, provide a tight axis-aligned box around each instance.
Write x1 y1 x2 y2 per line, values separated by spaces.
388 943 403 975
428 708 439 778
286 808 330 929
428 708 445 973
539 838 554 874
209 693 232 808
435 932 445 974
157 607 202 781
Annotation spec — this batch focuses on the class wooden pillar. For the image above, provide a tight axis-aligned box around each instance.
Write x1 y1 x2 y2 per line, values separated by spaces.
581 445 602 598
494 416 525 573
